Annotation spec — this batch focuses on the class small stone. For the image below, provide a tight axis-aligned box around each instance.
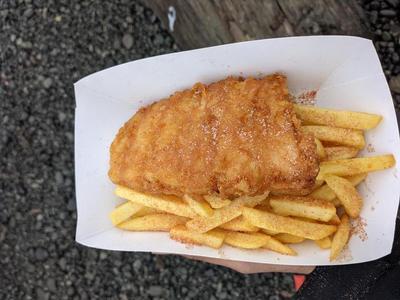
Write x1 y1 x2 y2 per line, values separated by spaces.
122 34 133 49
99 251 108 260
46 278 56 292
113 39 121 49
370 11 378 24
382 31 391 41
148 286 163 297
24 8 33 18
36 288 49 300
67 287 75 296
392 52 399 63
58 112 66 122
0 224 7 242
380 9 396 17
35 248 48 261
43 78 52 89
55 171 63 185
391 24 400 36
389 76 400 93
54 15 62 22
58 257 67 270
153 34 164 46
133 259 141 271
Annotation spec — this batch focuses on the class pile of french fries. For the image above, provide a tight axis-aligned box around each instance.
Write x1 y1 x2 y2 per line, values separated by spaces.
110 104 395 261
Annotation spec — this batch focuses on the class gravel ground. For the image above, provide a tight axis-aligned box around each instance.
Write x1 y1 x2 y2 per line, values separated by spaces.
0 1 399 300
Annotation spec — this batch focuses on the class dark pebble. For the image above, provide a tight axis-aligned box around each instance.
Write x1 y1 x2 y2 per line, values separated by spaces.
36 288 49 300
122 33 134 49
35 248 49 261
380 9 397 16
382 31 392 41
148 286 163 297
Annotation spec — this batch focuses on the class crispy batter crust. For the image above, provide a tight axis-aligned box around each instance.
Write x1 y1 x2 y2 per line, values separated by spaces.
109 75 319 198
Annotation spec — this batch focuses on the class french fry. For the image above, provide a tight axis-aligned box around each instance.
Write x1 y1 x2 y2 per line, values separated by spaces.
263 236 297 255
261 228 280 235
186 193 267 233
328 214 341 225
118 214 188 231
220 216 259 232
302 126 365 149
204 195 231 209
115 186 197 218
311 173 367 202
315 138 326 159
224 232 269 249
324 146 359 161
315 236 332 249
242 208 337 240
134 206 160 217
183 195 213 217
317 155 395 180
109 201 144 225
269 195 336 222
170 225 226 249
330 214 350 261
274 233 305 244
324 175 363 218
294 104 382 130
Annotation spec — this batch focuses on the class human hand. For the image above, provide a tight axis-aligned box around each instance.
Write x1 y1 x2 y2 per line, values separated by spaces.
184 255 315 274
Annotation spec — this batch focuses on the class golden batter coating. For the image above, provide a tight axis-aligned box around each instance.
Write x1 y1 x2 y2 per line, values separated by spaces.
109 74 319 198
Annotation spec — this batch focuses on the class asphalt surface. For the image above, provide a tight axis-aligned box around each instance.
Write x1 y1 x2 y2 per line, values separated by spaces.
0 1 399 300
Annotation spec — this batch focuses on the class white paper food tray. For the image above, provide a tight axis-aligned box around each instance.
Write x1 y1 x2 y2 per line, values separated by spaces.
74 36 400 265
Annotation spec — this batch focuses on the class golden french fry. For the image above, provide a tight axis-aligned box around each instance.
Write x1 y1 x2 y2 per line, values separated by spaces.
204 195 231 209
118 214 188 231
261 228 280 235
325 175 363 218
186 193 267 233
294 104 382 130
170 225 226 249
269 195 336 222
315 138 326 159
324 146 359 161
330 214 350 261
328 214 341 225
134 206 160 217
183 195 213 217
315 236 332 249
220 216 259 232
109 201 144 225
302 126 365 149
115 186 197 218
311 173 367 202
263 236 297 255
242 208 337 240
317 155 395 180
274 233 305 244
224 232 269 249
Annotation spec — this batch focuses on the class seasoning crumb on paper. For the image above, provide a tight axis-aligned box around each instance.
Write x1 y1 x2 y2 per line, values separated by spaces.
292 90 317 105
351 217 368 242
336 244 353 262
366 143 375 153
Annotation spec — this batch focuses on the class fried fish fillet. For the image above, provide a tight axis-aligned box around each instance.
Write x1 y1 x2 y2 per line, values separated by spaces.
109 75 319 198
